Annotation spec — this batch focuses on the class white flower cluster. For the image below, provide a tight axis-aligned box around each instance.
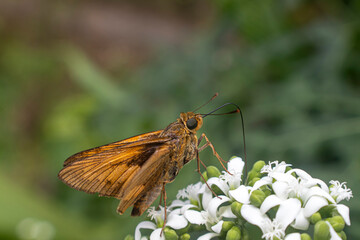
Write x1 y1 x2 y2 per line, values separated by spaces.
134 157 353 240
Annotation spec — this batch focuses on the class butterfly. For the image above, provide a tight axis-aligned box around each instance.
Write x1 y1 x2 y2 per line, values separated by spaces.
58 95 243 217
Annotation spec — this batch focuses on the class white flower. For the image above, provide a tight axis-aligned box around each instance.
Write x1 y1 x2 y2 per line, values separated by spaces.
261 161 291 176
176 182 206 204
259 169 333 230
184 186 236 240
184 193 235 228
133 157 353 240
329 180 353 203
221 157 245 189
135 206 188 240
241 198 301 240
207 157 245 196
135 221 162 240
229 185 252 204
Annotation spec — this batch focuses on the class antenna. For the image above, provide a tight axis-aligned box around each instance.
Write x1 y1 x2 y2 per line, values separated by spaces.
202 103 248 183
192 93 218 113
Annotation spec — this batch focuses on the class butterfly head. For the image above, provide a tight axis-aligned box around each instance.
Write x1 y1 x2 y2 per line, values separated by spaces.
180 112 203 132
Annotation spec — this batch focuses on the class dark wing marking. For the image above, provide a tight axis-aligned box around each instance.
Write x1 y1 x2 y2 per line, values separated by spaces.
116 144 172 214
130 184 163 216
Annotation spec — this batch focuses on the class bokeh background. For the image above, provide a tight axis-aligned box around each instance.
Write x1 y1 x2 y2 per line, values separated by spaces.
1 0 359 239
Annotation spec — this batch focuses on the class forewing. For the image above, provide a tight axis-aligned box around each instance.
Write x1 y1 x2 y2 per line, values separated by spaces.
63 130 163 166
58 130 171 198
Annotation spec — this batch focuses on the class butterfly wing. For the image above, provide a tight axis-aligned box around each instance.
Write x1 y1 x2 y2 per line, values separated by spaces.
63 130 163 166
58 130 171 199
116 143 172 215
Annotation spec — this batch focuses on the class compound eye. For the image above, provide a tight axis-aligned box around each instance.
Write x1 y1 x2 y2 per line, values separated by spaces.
186 118 198 130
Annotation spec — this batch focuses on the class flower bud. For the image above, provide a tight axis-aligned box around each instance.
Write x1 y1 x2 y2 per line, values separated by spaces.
226 226 241 240
300 233 311 240
231 201 243 218
326 216 345 232
124 235 134 240
207 166 221 178
248 177 260 186
200 171 208 183
250 190 266 207
310 212 322 224
180 233 190 240
338 231 347 240
222 221 235 233
164 228 179 240
262 188 272 197
314 220 330 240
253 160 266 172
248 170 261 181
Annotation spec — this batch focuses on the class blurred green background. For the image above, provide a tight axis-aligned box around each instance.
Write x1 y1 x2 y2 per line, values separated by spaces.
0 0 359 239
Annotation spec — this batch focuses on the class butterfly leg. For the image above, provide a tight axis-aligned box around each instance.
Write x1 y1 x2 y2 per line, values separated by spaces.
195 149 221 199
198 133 231 174
158 189 163 210
160 183 167 235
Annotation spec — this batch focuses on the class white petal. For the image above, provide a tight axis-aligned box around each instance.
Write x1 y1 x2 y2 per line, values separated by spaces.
304 187 335 204
184 210 205 224
198 232 220 240
276 163 289 173
260 195 283 214
271 172 296 183
207 178 229 196
180 204 197 214
303 196 328 218
288 169 313 181
135 221 156 240
169 200 187 209
284 233 301 240
272 181 290 199
169 208 181 216
241 205 268 228
208 196 230 218
167 214 188 229
211 220 224 233
150 228 165 240
228 157 245 174
326 222 342 240
336 204 351 225
219 205 237 218
308 178 329 192
276 198 301 229
251 177 272 192
291 209 310 230
229 185 250 204
202 188 214 210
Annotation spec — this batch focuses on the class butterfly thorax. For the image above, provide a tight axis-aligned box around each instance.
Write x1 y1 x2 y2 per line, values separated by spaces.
159 112 203 183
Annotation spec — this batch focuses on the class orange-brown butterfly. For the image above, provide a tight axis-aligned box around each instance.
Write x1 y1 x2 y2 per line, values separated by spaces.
58 94 244 218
